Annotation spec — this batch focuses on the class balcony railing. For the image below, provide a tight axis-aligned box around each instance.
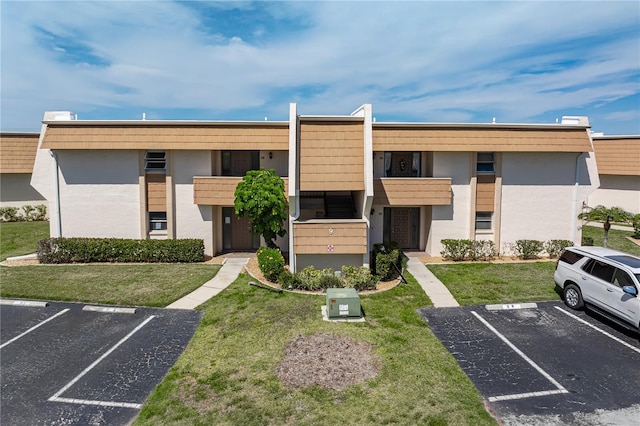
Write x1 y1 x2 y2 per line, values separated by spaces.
194 176 289 205
293 220 367 254
373 177 451 206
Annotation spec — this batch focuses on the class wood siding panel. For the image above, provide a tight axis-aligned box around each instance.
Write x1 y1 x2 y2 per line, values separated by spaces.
476 174 496 212
0 133 39 173
593 138 640 176
373 178 452 206
373 127 592 152
42 125 289 150
299 122 364 191
146 174 166 211
293 221 367 254
194 177 289 205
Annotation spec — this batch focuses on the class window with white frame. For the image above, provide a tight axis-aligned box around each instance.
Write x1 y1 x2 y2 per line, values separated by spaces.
476 152 495 173
145 151 166 171
475 212 492 230
149 212 167 231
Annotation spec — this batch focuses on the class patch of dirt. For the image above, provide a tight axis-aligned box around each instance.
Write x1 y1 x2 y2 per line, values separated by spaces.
1 258 40 266
275 333 380 391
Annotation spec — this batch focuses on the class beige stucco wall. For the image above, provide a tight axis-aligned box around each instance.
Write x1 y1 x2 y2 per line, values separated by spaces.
260 150 288 177
0 173 47 208
172 151 215 256
56 150 141 238
427 152 474 256
499 152 597 251
588 175 640 214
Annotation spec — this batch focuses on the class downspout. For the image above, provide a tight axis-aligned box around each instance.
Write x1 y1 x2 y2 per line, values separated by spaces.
288 103 299 272
49 150 62 237
571 153 584 244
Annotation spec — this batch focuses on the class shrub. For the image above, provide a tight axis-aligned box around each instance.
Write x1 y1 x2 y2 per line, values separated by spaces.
440 239 472 261
373 242 402 280
342 265 378 291
544 239 573 258
257 246 285 282
37 238 204 263
633 214 640 239
294 266 340 291
0 207 20 222
468 240 498 261
514 240 543 260
33 205 47 221
278 270 300 290
21 205 36 221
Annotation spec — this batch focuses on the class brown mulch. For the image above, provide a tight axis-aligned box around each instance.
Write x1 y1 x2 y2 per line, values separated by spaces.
275 333 380 390
243 258 400 294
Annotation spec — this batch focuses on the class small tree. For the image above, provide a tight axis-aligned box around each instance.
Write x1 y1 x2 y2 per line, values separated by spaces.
234 168 288 249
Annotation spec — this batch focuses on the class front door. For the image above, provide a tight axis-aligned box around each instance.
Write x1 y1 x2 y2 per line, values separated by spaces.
222 207 259 251
383 207 420 249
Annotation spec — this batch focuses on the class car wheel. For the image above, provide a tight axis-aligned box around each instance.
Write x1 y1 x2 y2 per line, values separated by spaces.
564 284 584 310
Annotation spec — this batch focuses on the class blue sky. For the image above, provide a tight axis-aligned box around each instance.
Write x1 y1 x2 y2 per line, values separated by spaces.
2 1 639 135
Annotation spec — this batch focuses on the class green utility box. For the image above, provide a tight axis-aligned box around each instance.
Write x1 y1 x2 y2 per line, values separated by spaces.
326 288 361 319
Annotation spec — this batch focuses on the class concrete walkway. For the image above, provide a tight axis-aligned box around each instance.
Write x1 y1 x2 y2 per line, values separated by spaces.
166 258 249 310
405 257 460 307
165 254 459 310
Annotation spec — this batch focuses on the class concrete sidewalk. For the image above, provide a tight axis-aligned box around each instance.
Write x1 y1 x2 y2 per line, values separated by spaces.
165 254 458 310
405 257 459 307
166 258 249 310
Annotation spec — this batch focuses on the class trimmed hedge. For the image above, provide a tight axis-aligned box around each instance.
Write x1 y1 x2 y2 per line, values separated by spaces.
372 242 402 280
37 238 204 264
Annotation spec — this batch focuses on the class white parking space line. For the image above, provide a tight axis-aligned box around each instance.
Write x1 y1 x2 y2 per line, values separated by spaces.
50 397 141 409
471 311 569 402
0 309 70 349
48 315 155 408
554 306 640 355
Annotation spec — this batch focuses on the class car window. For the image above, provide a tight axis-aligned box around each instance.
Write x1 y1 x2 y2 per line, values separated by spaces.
612 269 635 289
559 250 584 265
583 259 615 283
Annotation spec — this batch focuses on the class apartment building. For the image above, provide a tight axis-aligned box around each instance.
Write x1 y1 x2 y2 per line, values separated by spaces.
30 104 599 271
0 132 47 210
589 135 640 214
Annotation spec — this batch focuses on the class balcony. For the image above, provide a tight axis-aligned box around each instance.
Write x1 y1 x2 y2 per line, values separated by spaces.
293 220 367 254
373 178 451 206
194 176 289 205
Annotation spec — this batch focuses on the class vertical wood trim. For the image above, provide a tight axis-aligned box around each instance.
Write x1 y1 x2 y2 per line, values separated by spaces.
469 152 477 239
166 151 175 239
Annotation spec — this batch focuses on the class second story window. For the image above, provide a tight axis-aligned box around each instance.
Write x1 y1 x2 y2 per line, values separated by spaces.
145 151 166 172
477 152 495 174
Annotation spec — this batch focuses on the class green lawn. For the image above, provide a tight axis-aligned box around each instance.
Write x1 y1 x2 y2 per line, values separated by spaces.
135 272 496 426
0 263 220 307
0 221 49 261
582 224 640 256
427 261 558 306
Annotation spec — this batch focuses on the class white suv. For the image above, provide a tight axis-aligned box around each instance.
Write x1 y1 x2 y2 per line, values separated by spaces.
554 246 640 331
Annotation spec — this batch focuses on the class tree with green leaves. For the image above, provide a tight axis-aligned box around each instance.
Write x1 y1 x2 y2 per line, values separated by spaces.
234 168 288 249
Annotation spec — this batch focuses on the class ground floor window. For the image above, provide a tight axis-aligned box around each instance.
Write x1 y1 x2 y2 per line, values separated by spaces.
475 212 492 231
149 212 167 231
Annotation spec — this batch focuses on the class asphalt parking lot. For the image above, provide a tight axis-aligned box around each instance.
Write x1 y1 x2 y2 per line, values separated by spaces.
419 301 640 426
1 299 202 426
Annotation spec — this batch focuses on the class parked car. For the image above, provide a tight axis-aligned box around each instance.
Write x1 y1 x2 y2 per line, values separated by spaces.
554 246 640 331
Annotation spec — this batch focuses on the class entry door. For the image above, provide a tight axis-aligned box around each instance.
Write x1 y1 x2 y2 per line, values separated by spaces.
383 207 420 249
222 207 259 251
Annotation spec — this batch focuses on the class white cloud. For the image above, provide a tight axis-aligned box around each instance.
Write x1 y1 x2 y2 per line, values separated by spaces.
1 1 638 133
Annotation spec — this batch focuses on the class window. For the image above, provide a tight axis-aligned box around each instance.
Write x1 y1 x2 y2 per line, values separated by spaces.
558 250 584 265
612 269 634 289
477 152 495 173
582 259 615 283
145 151 166 171
475 212 492 230
149 212 167 231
